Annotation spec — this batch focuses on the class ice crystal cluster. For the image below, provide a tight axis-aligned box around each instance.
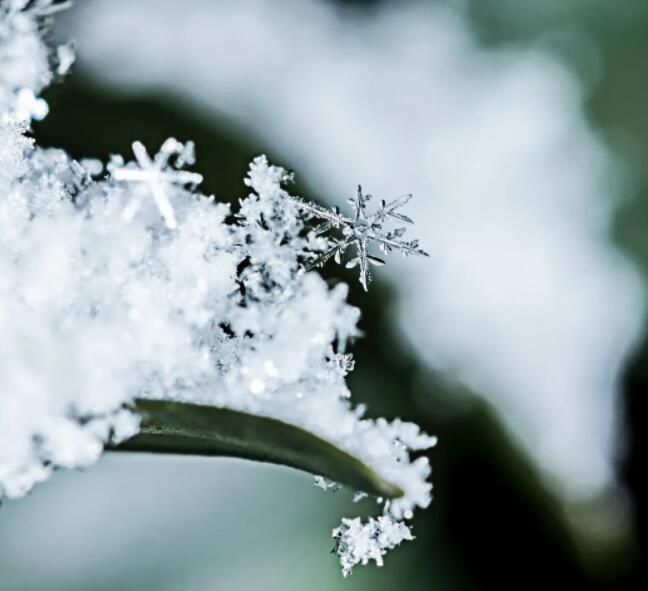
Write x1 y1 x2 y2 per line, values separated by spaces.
0 0 434 574
333 516 414 577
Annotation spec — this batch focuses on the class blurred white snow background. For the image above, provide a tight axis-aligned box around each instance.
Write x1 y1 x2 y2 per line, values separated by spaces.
61 0 645 509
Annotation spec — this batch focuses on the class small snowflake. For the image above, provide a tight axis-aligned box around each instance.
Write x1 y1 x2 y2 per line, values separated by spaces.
110 139 203 229
314 475 341 492
332 515 414 576
327 351 355 379
290 186 429 290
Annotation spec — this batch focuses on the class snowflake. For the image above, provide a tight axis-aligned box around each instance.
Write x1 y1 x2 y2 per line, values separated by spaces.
332 515 414 576
314 475 341 491
291 186 429 290
109 139 203 229
24 1 74 17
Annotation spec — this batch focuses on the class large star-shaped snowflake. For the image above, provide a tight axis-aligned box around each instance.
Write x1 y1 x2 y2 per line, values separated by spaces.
291 186 429 290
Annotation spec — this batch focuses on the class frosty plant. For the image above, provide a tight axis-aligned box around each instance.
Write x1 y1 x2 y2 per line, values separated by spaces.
0 0 435 576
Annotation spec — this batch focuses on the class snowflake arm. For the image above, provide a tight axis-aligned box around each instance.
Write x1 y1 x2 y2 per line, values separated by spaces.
302 236 352 271
345 236 378 291
371 230 429 258
289 196 351 228
365 192 415 225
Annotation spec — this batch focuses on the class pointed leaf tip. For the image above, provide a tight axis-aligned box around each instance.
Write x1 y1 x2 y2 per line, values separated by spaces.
111 399 404 499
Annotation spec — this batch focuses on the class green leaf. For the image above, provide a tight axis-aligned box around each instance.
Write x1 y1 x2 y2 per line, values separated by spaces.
111 398 404 499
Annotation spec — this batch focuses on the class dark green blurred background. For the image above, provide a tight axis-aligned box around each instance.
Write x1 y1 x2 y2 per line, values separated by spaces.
1 1 646 589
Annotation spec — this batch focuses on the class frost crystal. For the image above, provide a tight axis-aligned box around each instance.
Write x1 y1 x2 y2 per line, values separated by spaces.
314 475 340 492
110 139 203 229
292 186 429 290
0 0 71 122
0 2 435 575
332 515 414 576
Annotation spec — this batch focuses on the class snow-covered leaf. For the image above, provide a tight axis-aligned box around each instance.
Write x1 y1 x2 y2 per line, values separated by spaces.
115 399 404 499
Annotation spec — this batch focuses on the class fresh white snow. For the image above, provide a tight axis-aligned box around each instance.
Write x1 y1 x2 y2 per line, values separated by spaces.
0 1 434 574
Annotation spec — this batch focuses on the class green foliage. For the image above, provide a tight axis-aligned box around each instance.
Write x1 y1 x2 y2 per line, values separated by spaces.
113 399 404 499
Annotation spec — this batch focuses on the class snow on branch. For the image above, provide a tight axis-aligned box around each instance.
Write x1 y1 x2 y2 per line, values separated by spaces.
0 1 435 574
